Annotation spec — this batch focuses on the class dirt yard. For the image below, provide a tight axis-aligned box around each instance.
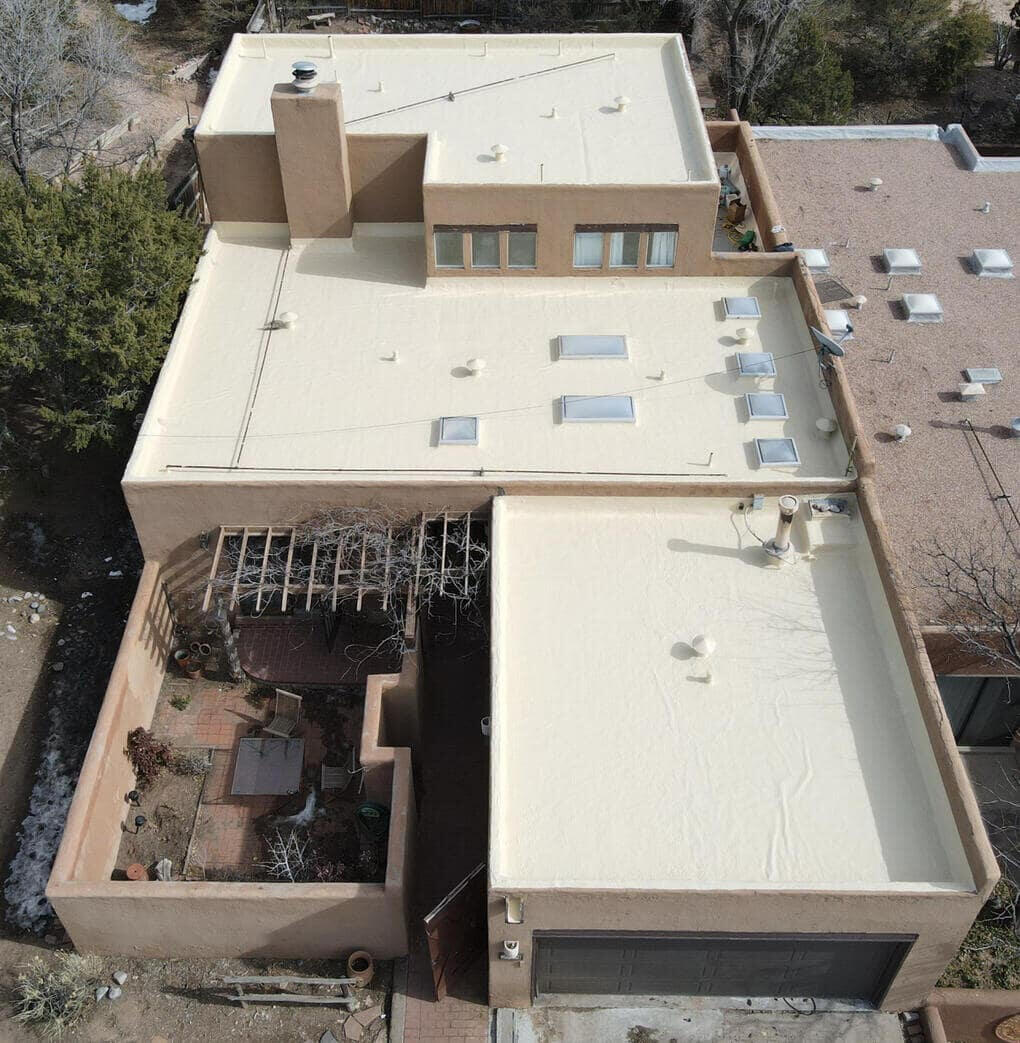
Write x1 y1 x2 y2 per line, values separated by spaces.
114 770 206 878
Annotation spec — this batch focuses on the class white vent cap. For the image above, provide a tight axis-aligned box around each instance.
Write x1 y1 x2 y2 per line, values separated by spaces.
972 249 1014 278
292 61 318 92
883 248 922 275
491 143 509 162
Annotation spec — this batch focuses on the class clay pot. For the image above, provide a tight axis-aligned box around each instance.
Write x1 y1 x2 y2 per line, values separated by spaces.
346 950 374 988
126 863 149 881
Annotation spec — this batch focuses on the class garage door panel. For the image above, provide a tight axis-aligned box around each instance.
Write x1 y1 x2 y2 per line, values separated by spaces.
534 932 912 1004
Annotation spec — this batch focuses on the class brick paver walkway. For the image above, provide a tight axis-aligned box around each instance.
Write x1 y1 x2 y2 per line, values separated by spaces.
402 607 491 1043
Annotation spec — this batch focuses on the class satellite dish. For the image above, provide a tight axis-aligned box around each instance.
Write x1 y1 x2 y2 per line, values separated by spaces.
810 326 846 358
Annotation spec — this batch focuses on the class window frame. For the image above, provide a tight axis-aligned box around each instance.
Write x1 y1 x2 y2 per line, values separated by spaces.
433 229 466 270
507 228 538 270
573 224 679 272
609 230 641 269
471 229 500 269
433 225 537 273
572 231 605 270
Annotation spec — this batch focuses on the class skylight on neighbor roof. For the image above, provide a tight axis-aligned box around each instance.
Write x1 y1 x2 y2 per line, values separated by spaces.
971 249 1014 278
755 437 800 467
745 392 788 419
561 395 636 423
723 296 761 319
558 335 628 359
883 248 922 275
799 248 830 273
736 352 777 377
903 293 944 323
439 416 479 445
823 308 854 341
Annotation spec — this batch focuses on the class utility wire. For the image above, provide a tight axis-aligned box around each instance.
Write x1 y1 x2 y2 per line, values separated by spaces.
963 418 1020 531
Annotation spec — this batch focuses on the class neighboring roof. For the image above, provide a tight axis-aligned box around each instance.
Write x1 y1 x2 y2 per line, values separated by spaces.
127 223 845 484
197 33 715 186
757 136 1020 619
489 495 974 892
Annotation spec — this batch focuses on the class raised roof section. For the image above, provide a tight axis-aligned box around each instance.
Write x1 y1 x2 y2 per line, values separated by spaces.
197 33 716 186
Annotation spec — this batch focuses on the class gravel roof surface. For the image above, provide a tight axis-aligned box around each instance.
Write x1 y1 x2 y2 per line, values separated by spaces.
758 136 1020 619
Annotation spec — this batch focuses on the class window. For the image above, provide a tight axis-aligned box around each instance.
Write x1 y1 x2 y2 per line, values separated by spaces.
561 394 635 423
646 229 677 268
609 231 640 268
937 676 1020 746
434 231 464 269
508 229 537 269
471 230 500 269
573 232 604 269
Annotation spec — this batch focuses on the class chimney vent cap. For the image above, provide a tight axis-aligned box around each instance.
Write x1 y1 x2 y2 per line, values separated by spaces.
292 61 318 92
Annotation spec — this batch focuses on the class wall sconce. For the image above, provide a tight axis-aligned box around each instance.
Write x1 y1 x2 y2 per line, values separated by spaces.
133 815 147 835
505 896 524 924
500 940 521 961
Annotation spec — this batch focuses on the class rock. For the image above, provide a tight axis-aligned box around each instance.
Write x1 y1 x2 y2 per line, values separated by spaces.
5 624 15 634
80 591 93 599
52 663 64 672
29 601 39 610
108 985 122 1000
353 1006 382 1027
319 1032 340 1043
44 934 57 945
23 591 31 599
343 1018 364 1042
29 613 40 623
57 638 65 646
113 970 128 985
155 858 172 882
8 595 21 603
108 570 123 578
95 986 109 1001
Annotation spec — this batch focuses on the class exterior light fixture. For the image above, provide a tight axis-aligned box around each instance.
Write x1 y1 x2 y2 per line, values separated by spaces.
133 815 147 834
127 790 140 807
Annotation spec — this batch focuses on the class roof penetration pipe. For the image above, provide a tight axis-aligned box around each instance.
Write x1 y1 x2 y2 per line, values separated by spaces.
764 495 799 559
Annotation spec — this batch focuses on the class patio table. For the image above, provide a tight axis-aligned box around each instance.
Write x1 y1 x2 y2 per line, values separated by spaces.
231 737 304 796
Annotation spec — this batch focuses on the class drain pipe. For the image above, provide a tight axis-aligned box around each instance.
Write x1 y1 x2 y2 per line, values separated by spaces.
764 495 800 559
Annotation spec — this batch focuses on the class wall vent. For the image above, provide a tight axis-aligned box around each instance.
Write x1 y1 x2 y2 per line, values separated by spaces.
883 248 922 275
723 296 761 319
971 249 1014 278
903 293 943 323
736 352 776 377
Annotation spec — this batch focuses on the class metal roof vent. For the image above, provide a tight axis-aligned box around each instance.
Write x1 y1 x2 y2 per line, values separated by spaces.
291 61 318 93
723 296 761 319
439 416 479 445
971 248 1014 278
903 293 944 323
799 248 830 273
883 248 922 275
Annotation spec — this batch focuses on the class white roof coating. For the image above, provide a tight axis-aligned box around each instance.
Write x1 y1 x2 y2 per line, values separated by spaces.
127 224 847 484
197 33 715 186
490 495 974 892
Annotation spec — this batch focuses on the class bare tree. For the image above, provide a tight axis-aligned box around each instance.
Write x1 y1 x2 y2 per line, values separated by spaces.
914 525 1020 675
0 0 133 186
689 0 813 114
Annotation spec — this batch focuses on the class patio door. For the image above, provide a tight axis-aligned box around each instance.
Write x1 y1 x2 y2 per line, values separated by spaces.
423 862 486 1000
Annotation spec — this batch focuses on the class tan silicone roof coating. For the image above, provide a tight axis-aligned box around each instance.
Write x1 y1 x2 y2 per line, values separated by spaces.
489 495 975 891
127 224 846 483
198 33 715 186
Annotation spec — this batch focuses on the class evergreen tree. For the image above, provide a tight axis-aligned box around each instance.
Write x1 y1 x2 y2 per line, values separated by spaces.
0 164 204 452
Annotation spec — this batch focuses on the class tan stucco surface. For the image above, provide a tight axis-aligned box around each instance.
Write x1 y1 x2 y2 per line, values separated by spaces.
199 33 715 187
489 495 974 892
127 224 845 482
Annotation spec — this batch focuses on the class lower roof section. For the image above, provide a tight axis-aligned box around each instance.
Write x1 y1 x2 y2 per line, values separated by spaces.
127 224 845 485
489 495 974 893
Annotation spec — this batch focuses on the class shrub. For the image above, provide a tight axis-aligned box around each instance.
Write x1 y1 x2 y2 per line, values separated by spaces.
169 690 192 711
171 751 210 777
14 952 103 1038
926 2 994 93
125 727 174 787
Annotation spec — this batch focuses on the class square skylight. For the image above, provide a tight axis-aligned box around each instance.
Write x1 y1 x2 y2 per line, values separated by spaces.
972 249 1014 278
964 367 1002 384
561 394 635 423
799 248 830 273
883 248 922 275
745 392 788 419
755 437 800 467
723 296 761 319
736 352 776 377
823 308 854 341
438 416 479 445
903 293 944 323
558 334 628 360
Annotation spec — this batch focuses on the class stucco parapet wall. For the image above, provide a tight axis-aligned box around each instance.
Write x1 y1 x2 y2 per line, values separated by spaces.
47 563 418 960
925 988 1020 1043
941 123 1020 172
753 124 942 142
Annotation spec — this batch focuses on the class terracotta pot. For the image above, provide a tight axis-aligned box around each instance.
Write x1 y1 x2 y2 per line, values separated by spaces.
126 863 149 881
346 949 374 988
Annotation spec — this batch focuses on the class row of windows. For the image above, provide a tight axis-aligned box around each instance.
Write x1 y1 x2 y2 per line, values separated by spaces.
433 224 679 271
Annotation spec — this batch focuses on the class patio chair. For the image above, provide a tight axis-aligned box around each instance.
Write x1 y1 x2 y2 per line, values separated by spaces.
264 689 302 738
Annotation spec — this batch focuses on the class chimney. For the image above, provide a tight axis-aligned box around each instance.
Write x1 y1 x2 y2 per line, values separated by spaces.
270 62 353 239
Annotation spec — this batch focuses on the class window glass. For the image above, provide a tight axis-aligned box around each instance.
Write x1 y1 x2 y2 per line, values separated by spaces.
434 231 464 269
508 230 537 268
646 229 678 268
573 231 603 269
937 675 1020 746
609 230 640 268
471 230 500 268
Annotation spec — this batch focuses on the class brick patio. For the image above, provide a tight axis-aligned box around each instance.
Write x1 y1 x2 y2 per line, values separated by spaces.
152 677 264 749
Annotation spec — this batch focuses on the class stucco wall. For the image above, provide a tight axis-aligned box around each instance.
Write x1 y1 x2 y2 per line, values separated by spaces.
926 988 1020 1042
48 567 419 961
350 135 426 223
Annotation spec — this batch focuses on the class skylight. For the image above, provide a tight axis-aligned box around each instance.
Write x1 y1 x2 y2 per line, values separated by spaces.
883 248 922 275
558 335 628 360
799 248 830 273
561 395 636 423
736 352 777 377
755 437 800 467
903 293 944 323
971 249 1014 278
963 367 1002 385
723 296 761 319
438 416 479 445
745 392 788 419
823 308 853 341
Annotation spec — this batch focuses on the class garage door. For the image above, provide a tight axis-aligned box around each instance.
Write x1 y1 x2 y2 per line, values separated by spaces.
533 932 913 1005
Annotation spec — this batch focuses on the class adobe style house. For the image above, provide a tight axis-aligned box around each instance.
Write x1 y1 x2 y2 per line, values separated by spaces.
48 32 998 1015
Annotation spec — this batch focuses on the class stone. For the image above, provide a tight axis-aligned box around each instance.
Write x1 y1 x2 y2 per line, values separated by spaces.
95 986 109 1001
108 985 122 1000
319 1032 340 1043
52 663 64 672
29 613 40 623
343 1018 364 1042
113 970 128 985
353 1006 382 1027
155 858 172 882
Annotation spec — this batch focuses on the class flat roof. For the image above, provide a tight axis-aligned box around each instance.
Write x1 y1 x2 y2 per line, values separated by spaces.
757 136 1020 618
490 495 974 892
127 224 846 484
197 33 715 186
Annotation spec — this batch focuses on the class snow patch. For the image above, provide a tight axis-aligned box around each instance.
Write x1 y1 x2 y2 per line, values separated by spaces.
114 0 157 23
